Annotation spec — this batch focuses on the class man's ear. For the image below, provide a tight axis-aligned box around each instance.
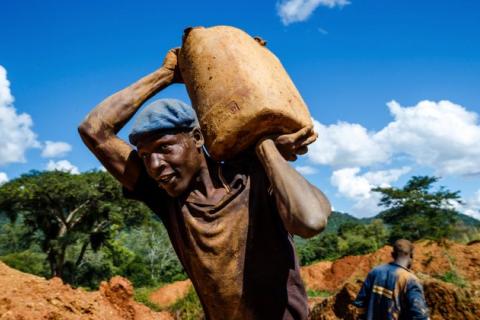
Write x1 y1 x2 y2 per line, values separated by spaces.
191 127 204 148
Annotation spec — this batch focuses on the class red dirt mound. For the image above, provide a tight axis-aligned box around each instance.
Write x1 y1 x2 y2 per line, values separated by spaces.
309 281 360 320
0 261 173 320
302 240 480 292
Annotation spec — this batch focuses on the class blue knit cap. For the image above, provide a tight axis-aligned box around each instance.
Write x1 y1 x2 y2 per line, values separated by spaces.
129 99 199 146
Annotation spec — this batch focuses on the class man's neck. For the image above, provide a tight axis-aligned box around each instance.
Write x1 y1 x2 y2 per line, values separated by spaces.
190 156 228 203
393 257 410 269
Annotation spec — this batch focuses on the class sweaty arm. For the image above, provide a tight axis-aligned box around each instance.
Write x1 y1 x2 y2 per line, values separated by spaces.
78 49 180 190
255 128 331 238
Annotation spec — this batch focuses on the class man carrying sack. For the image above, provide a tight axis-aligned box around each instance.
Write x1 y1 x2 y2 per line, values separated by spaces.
79 47 331 319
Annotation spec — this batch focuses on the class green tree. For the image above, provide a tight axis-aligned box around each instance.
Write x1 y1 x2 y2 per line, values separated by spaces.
373 176 461 242
337 219 389 256
295 232 340 265
0 217 31 255
0 170 150 281
118 218 186 285
295 219 390 265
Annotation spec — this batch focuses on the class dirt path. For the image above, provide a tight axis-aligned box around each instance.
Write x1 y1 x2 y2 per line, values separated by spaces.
148 279 192 308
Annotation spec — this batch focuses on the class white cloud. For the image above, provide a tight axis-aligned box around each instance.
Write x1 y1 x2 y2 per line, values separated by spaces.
46 160 79 174
0 172 8 185
277 0 350 25
41 141 72 158
0 66 40 166
377 100 480 176
309 119 389 167
308 100 480 176
295 165 319 175
330 166 411 217
461 190 480 220
443 191 480 220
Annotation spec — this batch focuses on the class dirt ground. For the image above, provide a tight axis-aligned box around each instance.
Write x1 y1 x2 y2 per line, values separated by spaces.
301 240 480 292
0 261 173 320
1 240 479 319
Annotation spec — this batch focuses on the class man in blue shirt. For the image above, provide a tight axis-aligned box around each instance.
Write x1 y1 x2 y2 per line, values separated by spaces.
353 239 429 320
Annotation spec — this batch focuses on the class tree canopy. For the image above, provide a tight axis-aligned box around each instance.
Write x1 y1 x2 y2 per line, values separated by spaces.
373 176 461 241
0 170 150 280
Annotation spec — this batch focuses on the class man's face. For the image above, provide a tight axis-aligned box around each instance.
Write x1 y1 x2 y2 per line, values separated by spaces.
137 130 203 197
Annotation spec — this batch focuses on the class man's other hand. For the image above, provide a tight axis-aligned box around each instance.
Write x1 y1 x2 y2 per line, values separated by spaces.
162 48 183 83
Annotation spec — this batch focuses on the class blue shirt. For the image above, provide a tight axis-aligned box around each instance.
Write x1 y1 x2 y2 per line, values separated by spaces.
353 263 429 320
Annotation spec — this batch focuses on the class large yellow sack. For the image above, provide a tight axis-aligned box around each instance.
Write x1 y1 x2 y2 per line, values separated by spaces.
179 25 313 160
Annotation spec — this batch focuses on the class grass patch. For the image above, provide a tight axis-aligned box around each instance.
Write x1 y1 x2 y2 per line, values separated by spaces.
134 284 204 319
133 286 163 312
438 270 467 288
307 289 332 298
168 288 204 320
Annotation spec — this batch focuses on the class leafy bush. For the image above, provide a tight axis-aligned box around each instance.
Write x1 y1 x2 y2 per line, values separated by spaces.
295 233 340 265
0 249 49 277
116 220 186 285
296 219 389 265
0 218 32 256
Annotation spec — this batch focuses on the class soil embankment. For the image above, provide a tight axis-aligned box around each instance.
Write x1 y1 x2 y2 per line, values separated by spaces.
301 240 480 292
0 261 173 320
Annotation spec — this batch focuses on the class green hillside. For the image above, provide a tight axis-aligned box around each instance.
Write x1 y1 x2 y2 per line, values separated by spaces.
324 211 362 233
295 177 480 266
458 213 480 227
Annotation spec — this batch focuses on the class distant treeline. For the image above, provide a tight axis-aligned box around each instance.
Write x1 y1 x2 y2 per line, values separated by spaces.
296 176 480 265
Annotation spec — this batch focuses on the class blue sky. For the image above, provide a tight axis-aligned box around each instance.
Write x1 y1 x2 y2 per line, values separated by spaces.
1 0 479 218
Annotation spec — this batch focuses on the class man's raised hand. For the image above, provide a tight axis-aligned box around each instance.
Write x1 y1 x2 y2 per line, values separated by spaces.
162 48 183 83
